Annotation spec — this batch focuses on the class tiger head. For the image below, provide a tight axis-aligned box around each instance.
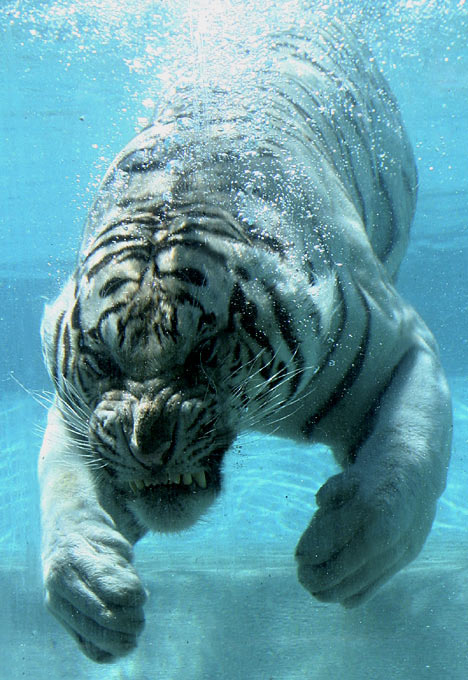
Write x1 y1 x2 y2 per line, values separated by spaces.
84 280 239 533
42 198 316 533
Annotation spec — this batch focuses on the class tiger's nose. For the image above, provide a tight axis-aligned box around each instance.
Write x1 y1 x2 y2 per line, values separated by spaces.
130 401 178 465
128 391 206 466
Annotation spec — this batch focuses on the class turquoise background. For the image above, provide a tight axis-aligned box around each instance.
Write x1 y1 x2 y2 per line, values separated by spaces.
1 1 467 677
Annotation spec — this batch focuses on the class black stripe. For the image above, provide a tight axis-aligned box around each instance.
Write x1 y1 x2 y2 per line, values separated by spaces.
96 302 128 344
260 360 288 396
259 354 277 381
80 352 102 379
264 283 304 396
152 320 164 345
173 220 250 245
175 291 206 313
85 327 101 345
277 72 373 233
99 300 128 323
99 277 134 298
117 149 165 174
175 207 242 230
115 316 128 348
266 284 300 356
235 266 251 282
244 226 287 257
174 205 230 219
93 417 133 464
51 311 66 385
81 221 119 249
84 234 147 264
71 297 81 329
74 361 91 402
86 247 151 279
377 173 397 263
85 209 164 246
170 307 179 339
303 289 371 438
51 314 65 385
347 348 412 463
81 353 104 379
228 283 275 354
158 316 178 340
160 267 207 287
155 238 229 268
62 323 71 380
81 347 123 380
233 341 241 364
305 259 317 287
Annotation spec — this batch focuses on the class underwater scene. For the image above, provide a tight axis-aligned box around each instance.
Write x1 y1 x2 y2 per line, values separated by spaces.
1 0 468 678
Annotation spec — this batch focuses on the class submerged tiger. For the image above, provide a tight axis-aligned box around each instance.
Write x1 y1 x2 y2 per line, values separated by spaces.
39 20 452 662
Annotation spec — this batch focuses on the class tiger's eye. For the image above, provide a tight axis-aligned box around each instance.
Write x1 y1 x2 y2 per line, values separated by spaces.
183 338 218 383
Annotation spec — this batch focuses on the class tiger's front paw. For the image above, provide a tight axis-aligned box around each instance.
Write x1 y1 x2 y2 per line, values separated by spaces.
295 468 436 608
43 523 147 663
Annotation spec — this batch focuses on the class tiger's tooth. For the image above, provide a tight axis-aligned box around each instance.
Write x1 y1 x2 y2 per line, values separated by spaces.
183 473 193 486
194 471 207 489
144 479 152 487
172 474 181 484
135 479 145 490
129 481 137 493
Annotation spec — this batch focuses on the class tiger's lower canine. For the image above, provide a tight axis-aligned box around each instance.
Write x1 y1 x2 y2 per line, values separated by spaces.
39 20 452 662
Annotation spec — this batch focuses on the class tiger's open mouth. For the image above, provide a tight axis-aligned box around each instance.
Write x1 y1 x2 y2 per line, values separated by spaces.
124 465 221 532
127 470 208 494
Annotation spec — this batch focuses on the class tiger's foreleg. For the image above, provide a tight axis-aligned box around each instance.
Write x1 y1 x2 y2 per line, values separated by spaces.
38 405 147 662
295 344 452 607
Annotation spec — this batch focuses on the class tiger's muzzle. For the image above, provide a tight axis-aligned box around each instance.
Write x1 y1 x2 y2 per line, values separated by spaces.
88 379 231 483
129 389 210 467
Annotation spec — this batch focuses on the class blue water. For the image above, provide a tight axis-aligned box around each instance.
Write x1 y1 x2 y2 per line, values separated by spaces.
1 1 468 678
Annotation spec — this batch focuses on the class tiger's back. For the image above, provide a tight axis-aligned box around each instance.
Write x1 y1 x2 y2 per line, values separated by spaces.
82 21 416 279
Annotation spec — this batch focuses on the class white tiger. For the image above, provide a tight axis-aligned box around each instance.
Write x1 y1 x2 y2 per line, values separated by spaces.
39 20 452 662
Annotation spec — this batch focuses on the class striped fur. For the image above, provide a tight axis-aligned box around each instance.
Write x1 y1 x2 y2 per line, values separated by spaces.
43 22 419 486
39 19 451 661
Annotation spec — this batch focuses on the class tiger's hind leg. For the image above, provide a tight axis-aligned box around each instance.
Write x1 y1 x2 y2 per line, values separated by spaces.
295 345 452 607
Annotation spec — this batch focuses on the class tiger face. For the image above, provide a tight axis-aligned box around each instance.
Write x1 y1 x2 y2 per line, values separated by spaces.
88 373 236 532
65 251 246 531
